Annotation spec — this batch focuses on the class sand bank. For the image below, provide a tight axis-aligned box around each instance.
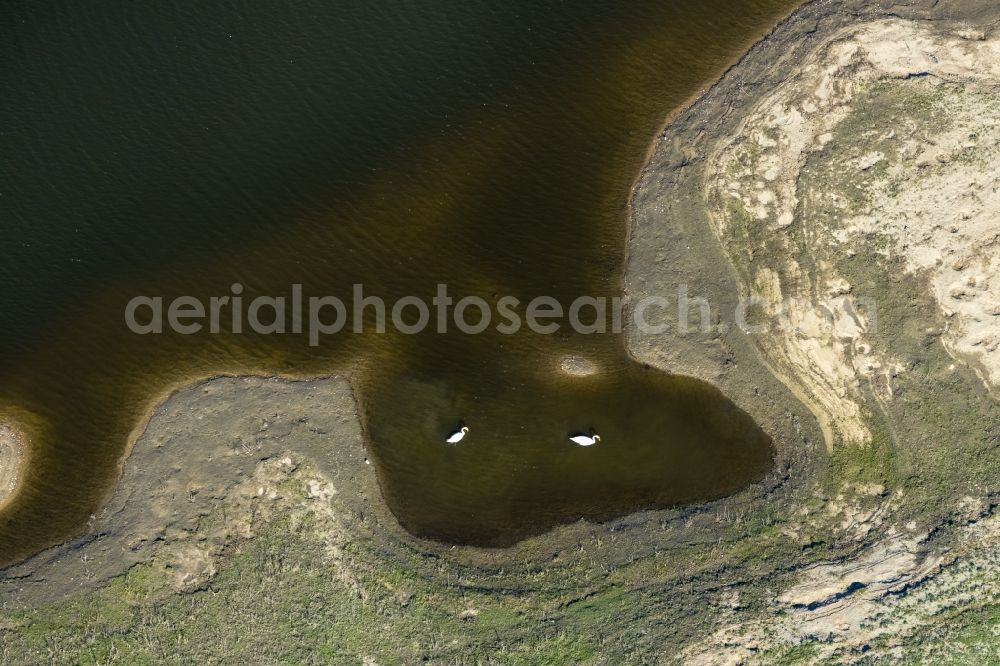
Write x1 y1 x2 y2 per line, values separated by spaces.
0 423 24 511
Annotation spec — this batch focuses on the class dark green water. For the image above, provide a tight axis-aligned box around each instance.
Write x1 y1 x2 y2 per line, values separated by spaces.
0 0 798 560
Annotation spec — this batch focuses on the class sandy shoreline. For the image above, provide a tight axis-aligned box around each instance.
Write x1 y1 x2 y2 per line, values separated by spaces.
0 5 812 562
4 0 990 564
628 0 1000 660
0 365 364 568
3 2 1000 662
0 422 25 513
0 375 380 603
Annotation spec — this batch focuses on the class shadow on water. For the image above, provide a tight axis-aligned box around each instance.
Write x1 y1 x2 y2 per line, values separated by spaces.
0 0 799 562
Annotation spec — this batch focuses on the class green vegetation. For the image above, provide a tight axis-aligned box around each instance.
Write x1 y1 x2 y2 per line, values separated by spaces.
0 513 595 665
0 480 829 664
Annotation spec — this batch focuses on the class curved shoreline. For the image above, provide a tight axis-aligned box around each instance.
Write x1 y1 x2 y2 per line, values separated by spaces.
624 1 806 212
0 7 812 565
0 0 933 568
0 374 380 603
0 421 26 514
4 2 1000 661
630 0 1000 660
0 362 366 569
107 364 368 506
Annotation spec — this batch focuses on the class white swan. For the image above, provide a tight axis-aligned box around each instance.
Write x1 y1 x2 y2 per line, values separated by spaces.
569 432 600 446
446 426 469 444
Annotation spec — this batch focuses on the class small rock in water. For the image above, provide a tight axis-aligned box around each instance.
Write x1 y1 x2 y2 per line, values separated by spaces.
559 355 598 377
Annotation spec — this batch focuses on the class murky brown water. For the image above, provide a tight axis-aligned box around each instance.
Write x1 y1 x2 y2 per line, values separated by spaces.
0 0 798 561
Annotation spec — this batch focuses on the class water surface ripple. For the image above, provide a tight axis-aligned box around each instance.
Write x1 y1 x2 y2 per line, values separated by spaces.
0 0 798 560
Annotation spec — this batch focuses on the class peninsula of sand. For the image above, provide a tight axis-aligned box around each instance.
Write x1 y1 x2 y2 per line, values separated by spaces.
0 423 24 511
